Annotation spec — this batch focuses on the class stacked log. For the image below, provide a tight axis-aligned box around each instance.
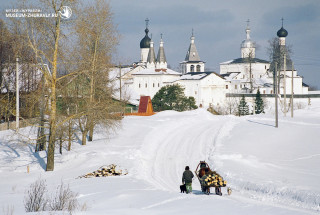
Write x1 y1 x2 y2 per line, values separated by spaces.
79 164 128 178
201 171 227 187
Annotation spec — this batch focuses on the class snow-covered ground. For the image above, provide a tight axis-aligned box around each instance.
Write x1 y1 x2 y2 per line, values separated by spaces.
1 101 320 214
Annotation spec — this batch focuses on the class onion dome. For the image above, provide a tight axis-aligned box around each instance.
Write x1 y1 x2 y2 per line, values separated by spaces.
241 21 255 48
241 39 255 48
140 28 151 48
277 27 288 37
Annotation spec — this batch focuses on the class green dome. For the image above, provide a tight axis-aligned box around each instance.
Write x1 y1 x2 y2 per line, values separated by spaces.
140 28 151 48
277 27 288 37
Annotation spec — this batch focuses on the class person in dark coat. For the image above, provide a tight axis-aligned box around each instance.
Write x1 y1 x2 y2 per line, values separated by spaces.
182 166 194 193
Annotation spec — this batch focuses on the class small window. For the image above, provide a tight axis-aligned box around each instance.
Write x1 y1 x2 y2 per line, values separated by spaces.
263 90 266 94
139 84 141 88
196 65 201 72
153 83 155 87
271 90 273 94
195 91 197 95
235 85 237 89
158 83 160 87
145 83 147 88
190 65 195 72
226 85 228 89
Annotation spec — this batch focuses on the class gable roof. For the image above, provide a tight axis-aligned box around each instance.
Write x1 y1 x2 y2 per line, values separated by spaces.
220 57 270 65
180 72 224 80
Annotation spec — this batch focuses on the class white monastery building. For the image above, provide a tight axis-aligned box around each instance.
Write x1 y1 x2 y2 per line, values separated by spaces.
114 19 311 109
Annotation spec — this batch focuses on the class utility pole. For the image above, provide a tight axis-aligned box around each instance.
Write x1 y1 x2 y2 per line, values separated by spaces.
283 52 286 117
119 63 122 101
249 52 253 93
275 62 278 128
16 57 19 130
291 62 294 118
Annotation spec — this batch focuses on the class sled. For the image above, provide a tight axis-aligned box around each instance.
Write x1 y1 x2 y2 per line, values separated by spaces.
194 161 227 195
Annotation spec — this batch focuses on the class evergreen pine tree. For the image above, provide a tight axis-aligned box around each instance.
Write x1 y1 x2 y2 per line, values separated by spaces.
238 95 249 116
255 89 264 114
152 85 198 112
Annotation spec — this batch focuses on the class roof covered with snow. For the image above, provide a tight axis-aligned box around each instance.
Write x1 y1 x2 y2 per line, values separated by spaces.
132 68 181 76
221 57 270 65
180 72 223 80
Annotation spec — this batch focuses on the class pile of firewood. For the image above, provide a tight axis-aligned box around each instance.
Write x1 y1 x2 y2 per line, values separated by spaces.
202 172 227 187
78 164 128 178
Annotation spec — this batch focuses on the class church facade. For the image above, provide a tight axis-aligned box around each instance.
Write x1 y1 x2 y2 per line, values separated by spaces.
115 19 310 109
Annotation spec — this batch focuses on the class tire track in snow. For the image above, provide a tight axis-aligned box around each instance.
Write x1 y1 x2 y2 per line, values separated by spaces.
207 116 239 169
135 112 235 192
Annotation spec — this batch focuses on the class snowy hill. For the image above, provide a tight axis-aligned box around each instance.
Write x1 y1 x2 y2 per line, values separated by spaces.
0 102 320 214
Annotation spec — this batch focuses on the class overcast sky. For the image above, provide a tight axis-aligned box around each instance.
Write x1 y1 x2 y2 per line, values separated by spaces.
1 0 320 88
109 0 320 89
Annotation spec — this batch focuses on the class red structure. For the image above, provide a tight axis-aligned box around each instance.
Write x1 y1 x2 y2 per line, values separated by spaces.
138 96 153 114
125 96 155 116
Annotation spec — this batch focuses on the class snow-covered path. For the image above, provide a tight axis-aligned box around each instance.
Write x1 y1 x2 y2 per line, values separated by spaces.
1 106 319 214
135 110 232 191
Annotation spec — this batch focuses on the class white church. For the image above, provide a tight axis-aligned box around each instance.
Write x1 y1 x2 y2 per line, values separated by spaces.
115 19 310 110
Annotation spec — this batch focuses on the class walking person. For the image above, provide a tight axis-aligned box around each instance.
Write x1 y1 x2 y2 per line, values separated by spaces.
182 166 194 194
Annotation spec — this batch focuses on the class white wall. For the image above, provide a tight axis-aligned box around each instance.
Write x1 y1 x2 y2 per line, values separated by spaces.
220 62 270 77
177 73 227 108
132 74 180 99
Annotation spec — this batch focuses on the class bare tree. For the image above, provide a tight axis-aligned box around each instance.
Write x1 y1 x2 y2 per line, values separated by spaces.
14 0 77 171
73 0 122 144
267 37 293 92
0 19 39 128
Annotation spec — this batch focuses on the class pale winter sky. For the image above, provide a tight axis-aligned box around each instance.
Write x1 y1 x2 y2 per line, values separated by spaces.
109 0 320 89
1 0 320 89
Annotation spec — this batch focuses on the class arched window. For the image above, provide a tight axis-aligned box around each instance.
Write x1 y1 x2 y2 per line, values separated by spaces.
190 65 194 72
196 65 201 72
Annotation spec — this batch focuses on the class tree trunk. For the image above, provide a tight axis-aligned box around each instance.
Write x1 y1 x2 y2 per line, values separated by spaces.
82 129 88 145
87 37 99 142
88 124 93 141
46 14 61 172
59 135 62 154
36 79 46 152
68 120 72 151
